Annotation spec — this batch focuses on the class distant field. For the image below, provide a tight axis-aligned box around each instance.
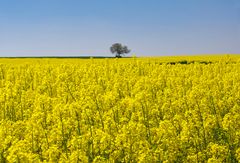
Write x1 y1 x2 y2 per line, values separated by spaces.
0 55 240 162
0 54 239 64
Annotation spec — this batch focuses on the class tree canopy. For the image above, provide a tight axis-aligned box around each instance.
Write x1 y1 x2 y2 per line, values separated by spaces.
110 43 131 58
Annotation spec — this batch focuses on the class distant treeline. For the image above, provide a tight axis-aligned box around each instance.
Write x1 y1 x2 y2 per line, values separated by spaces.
0 56 117 59
165 60 213 65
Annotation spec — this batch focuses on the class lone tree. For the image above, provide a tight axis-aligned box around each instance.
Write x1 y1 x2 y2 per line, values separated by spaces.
110 43 131 58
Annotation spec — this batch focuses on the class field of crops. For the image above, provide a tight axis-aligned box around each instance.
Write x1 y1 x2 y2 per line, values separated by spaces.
0 55 240 162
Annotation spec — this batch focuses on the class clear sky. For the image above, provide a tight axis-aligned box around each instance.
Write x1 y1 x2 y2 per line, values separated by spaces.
0 0 239 56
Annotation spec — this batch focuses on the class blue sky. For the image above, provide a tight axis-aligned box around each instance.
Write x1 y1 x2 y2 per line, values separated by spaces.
0 0 239 56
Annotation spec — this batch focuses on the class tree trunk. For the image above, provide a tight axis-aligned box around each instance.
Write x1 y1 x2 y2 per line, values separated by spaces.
116 53 122 58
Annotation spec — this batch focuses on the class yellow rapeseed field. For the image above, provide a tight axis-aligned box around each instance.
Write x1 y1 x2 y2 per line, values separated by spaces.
0 55 240 162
